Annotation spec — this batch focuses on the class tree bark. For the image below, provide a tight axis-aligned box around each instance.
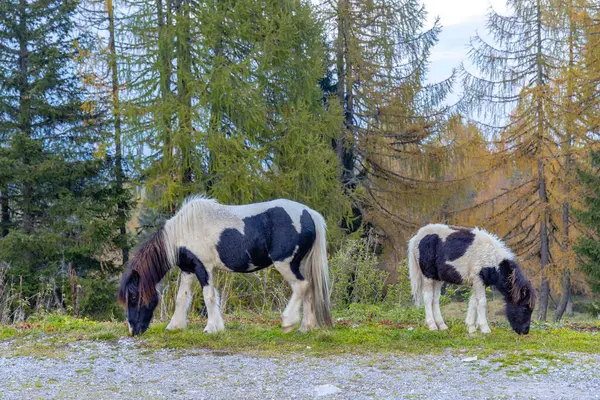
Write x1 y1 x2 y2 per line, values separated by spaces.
175 0 194 189
157 0 173 170
18 0 33 240
555 5 575 322
535 0 550 320
0 185 9 237
106 0 129 264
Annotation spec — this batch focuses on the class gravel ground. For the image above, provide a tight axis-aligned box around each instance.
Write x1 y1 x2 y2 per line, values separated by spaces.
0 339 599 399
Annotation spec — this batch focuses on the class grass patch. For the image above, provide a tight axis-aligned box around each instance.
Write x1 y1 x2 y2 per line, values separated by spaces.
1 312 598 361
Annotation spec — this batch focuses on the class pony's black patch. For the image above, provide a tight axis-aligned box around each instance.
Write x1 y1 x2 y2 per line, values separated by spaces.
439 264 463 284
178 247 209 287
418 234 441 280
418 234 463 284
479 267 499 286
443 229 475 261
495 259 535 335
216 207 316 279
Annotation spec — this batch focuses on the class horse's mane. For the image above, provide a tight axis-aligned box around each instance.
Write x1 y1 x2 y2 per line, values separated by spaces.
510 264 536 309
118 227 171 306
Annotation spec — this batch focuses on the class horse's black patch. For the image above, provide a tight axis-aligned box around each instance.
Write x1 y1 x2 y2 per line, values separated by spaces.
439 264 463 284
178 247 209 287
444 229 475 261
479 267 499 287
418 234 442 280
289 210 316 279
418 233 466 284
216 207 316 279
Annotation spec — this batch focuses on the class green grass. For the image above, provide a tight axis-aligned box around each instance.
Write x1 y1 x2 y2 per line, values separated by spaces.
1 311 598 360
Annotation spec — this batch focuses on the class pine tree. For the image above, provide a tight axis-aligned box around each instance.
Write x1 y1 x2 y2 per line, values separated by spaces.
462 0 562 320
319 0 454 254
574 150 600 295
462 0 600 320
0 0 120 305
121 0 347 221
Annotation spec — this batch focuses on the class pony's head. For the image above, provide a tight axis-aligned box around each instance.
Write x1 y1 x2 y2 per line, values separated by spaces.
118 228 171 336
500 259 536 335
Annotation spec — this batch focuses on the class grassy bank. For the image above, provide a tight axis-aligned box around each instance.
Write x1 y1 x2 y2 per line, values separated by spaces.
1 312 598 360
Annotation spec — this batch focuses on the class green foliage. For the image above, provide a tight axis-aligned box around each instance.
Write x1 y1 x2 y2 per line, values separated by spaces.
78 271 124 321
329 237 412 310
2 313 599 358
0 0 127 313
574 150 600 296
122 0 348 227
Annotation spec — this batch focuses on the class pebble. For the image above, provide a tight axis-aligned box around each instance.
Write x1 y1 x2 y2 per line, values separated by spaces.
0 341 599 399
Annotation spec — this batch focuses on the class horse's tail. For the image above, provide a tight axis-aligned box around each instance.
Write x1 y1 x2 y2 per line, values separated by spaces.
119 227 177 306
408 235 423 307
305 209 333 328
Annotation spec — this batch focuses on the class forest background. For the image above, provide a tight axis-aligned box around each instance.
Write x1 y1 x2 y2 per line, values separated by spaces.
1 0 600 324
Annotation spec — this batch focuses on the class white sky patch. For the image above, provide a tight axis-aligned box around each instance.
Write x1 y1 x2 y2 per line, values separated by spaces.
423 0 510 27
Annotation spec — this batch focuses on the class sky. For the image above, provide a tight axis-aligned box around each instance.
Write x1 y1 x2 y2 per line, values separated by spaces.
422 0 510 102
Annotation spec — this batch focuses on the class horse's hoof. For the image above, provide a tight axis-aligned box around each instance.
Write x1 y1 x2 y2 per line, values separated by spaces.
428 324 438 331
282 325 295 334
480 326 491 334
438 324 449 331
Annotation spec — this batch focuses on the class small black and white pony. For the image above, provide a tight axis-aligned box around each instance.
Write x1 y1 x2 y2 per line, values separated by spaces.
119 196 333 336
408 224 536 335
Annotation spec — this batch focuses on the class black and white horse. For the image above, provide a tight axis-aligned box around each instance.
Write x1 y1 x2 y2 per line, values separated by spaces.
408 224 536 335
119 196 332 336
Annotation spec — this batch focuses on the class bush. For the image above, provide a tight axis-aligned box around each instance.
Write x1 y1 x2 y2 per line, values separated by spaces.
330 237 412 310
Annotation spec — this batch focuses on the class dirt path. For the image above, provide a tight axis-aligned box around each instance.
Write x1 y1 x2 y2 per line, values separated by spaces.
0 339 599 399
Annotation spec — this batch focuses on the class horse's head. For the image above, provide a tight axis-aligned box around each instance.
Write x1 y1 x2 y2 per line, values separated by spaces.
120 270 159 336
502 260 536 335
118 228 170 336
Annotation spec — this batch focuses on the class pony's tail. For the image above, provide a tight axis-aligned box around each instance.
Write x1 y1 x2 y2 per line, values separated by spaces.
408 236 423 307
305 209 333 328
119 227 176 306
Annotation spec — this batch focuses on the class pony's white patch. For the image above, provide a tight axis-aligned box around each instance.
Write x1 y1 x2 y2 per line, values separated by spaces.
167 272 195 330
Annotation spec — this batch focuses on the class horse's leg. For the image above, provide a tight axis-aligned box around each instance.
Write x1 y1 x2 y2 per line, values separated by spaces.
166 272 195 331
432 281 448 330
474 280 491 333
299 260 317 332
465 291 478 334
201 269 225 333
275 261 309 333
422 279 437 331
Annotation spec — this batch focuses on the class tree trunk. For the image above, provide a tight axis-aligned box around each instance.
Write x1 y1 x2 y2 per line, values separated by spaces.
107 0 129 264
335 0 346 175
157 0 173 171
0 185 9 237
175 0 194 189
18 0 34 252
554 6 575 322
535 0 550 321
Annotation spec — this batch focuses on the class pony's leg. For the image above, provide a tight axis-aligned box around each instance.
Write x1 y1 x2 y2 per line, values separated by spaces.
432 281 448 330
300 260 317 332
202 271 225 333
465 292 478 334
166 272 195 331
275 262 310 333
474 281 491 334
422 279 437 331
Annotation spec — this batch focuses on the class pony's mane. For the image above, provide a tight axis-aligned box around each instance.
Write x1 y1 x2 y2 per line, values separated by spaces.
182 194 219 207
510 264 537 308
472 226 515 260
118 227 171 306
